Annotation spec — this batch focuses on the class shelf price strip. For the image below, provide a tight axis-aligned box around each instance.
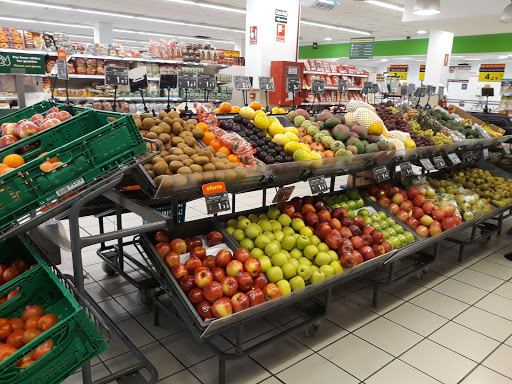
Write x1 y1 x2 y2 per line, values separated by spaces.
400 162 414 177
202 182 230 215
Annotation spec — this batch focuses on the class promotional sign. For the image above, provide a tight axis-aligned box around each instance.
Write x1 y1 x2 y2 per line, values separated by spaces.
160 74 177 89
338 79 349 93
217 49 240 58
56 59 68 80
276 23 285 43
202 182 230 214
479 64 506 82
419 65 426 81
233 76 252 91
311 79 325 94
250 26 258 45
388 65 408 80
286 75 301 93
349 37 374 59
448 65 470 83
0 52 45 75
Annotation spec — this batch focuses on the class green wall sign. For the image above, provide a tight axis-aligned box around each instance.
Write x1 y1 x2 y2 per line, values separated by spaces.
349 37 374 59
0 52 45 75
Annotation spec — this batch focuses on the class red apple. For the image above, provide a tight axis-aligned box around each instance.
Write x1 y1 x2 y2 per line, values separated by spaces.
413 195 427 207
191 246 207 261
371 230 384 245
188 288 204 306
244 257 261 277
339 226 353 239
368 185 379 196
432 209 446 222
282 204 295 217
179 275 196 293
400 201 413 212
235 271 253 292
303 196 314 205
353 216 366 229
453 215 462 226
186 256 203 273
396 210 409 222
0 135 17 149
315 201 327 212
290 197 303 212
155 242 171 258
442 204 456 217
262 283 281 301
301 203 316 215
212 267 226 283
360 246 375 261
40 118 60 131
388 203 400 215
339 238 354 254
247 287 265 307
163 252 180 269
351 236 364 250
331 207 346 220
197 301 213 320
171 264 188 280
206 231 223 247
372 244 386 256
325 230 344 250
361 234 374 247
382 241 392 253
341 216 353 228
211 297 232 318
304 212 319 228
407 186 421 200
375 189 386 199
56 110 72 121
442 217 456 231
363 225 376 236
186 237 203 252
315 222 332 241
202 256 217 269
386 187 400 198
253 273 269 290
204 281 223 303
420 215 434 227
340 252 356 268
226 260 244 277
216 249 232 268
154 231 169 243
378 181 392 190
1 123 16 137
411 206 424 220
392 193 405 205
405 217 420 230
170 238 187 254
352 250 364 265
422 202 435 216
194 268 214 288
349 225 362 237
317 210 331 222
328 218 342 231
379 196 391 207
231 292 250 312
17 122 39 139
220 276 238 297
233 248 250 264
293 212 304 219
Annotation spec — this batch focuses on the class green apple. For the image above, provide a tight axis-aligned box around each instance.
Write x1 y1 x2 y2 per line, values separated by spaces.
340 202 349 210
267 207 280 220
245 223 262 239
346 188 360 200
282 262 297 279
310 265 319 273
276 279 291 295
240 238 254 251
404 231 415 244
270 240 282 248
226 227 235 235
327 250 339 262
397 233 407 246
281 235 296 251
295 235 311 250
347 200 357 210
385 217 396 227
304 245 319 260
378 211 387 221
355 198 365 209
296 265 312 281
387 227 397 238
374 223 383 232
259 213 269 221
232 229 245 242
292 233 300 240
280 249 290 258
364 216 372 224
263 231 275 241
278 214 292 227
255 234 272 249
298 257 312 266
264 242 280 257
388 236 401 250
340 194 349 202
393 224 404 234
266 266 283 283
289 275 305 291
259 256 272 272
291 218 305 232
320 265 335 278
290 248 303 259
309 235 321 246
299 226 313 238
250 247 264 259
271 252 288 267
270 220 282 232
370 213 380 222
289 258 299 268
258 220 272 233
248 214 259 223
237 217 251 230
380 221 389 230
310 270 326 284
318 243 330 253
358 209 370 217
330 261 343 274
315 252 331 266
227 219 238 228
347 210 356 219
282 226 295 236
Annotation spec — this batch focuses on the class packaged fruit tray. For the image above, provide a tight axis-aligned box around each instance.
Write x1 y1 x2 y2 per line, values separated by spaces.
0 109 147 229
0 236 108 384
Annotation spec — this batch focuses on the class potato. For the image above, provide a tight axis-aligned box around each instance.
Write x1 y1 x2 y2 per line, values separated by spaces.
159 122 171 134
177 154 190 161
168 111 180 119
194 156 210 165
172 122 183 135
189 164 203 173
183 147 196 156
146 142 158 151
143 163 153 171
171 137 185 146
143 118 155 129
154 119 162 125
139 130 149 137
170 148 184 155
158 133 171 144
201 171 215 182
215 152 227 159
214 162 226 170
177 166 192 174
184 124 195 131
160 150 170 158
152 156 165 164
131 113 141 121
158 111 168 120
177 142 188 150
186 119 198 125
202 163 215 172
166 155 179 162
169 161 184 173
142 113 153 120
154 175 166 185
150 125 163 135
182 159 194 167
190 173 203 184
224 170 237 181
162 117 173 126
184 136 196 147
135 119 142 129
153 161 169 176
179 131 193 138
164 143 172 151
192 128 204 139
145 132 158 140
174 118 185 126
147 170 156 179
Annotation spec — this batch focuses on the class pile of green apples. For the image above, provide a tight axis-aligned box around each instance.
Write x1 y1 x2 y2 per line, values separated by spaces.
225 206 344 294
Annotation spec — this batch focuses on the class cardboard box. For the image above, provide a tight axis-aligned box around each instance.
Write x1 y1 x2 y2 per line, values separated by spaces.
447 105 505 135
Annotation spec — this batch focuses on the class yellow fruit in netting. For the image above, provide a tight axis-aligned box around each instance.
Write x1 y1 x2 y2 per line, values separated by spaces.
273 133 290 147
239 107 256 120
254 114 271 130
404 138 416 149
278 108 286 113
268 123 285 136
368 121 384 135
284 141 301 153
284 132 299 142
344 112 356 123
284 127 299 136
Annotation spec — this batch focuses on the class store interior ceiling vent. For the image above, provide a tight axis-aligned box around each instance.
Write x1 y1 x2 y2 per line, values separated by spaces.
301 0 341 10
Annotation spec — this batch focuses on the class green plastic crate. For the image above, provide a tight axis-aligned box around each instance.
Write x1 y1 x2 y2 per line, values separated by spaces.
0 101 66 126
0 238 108 383
0 109 147 229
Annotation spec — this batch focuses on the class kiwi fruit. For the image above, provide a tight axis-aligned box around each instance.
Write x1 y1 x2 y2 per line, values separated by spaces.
135 119 142 129
202 163 215 172
146 142 158 151
131 113 141 121
143 163 153 171
171 137 185 146
158 133 171 144
159 122 171 134
182 159 194 167
172 122 183 135
194 156 210 165
170 148 184 155
177 154 190 161
215 152 227 159
158 111 168 120
168 111 180 119
189 173 203 184
183 147 196 156
184 136 196 147
201 171 215 182
145 132 158 140
155 119 162 125
152 156 165 164
186 119 198 125
177 142 188 150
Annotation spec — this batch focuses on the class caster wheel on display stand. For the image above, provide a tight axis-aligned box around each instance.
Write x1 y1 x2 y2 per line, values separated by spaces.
304 322 321 337
138 288 155 307
102 260 118 276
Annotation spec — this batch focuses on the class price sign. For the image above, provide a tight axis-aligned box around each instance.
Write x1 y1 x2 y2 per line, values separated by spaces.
56 59 68 80
233 76 252 91
378 82 389 93
197 73 216 90
128 66 148 92
438 86 445 97
420 158 435 171
483 148 489 160
272 186 295 203
448 153 461 165
202 182 230 215
286 75 301 93
338 79 349 93
363 82 373 94
407 83 416 95
400 162 414 177
426 85 435 96
178 72 198 89
311 79 325 94
462 152 473 164
372 83 380 93
258 76 275 92
416 87 427 97
373 166 390 182
105 66 128 86
308 176 328 195
400 85 408 95
433 156 446 169
160 74 177 89
479 64 505 82
389 83 399 93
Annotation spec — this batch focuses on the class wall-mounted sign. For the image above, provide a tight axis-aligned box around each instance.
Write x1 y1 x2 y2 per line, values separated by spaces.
275 9 288 23
250 26 258 45
448 65 470 83
479 64 506 82
276 23 286 43
388 65 408 80
0 52 45 75
419 65 426 81
349 37 374 59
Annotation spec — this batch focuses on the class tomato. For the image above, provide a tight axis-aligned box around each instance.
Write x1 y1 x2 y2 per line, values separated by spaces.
38 314 59 332
6 330 24 349
11 260 27 272
33 340 52 360
30 264 37 270
7 287 20 300
0 298 7 305
0 318 12 340
20 359 34 367
22 306 45 322
0 344 18 362
3 267 19 282
56 111 72 122
0 264 7 283
23 329 41 345
9 318 24 331
24 316 40 331
46 107 60 116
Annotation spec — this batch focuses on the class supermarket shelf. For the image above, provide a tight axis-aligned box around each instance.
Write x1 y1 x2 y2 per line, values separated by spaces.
0 48 47 55
0 96 17 101
302 86 363 92
53 96 225 102
304 71 368 78
46 73 161 81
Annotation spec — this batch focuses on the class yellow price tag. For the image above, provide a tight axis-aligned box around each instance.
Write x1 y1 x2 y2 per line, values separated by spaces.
479 64 505 82
388 66 408 80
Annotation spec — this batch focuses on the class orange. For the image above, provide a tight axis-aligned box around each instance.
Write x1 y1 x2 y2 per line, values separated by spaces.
0 167 14 175
40 162 53 172
227 154 239 163
196 122 209 132
210 140 222 152
38 152 58 163
3 154 25 169
51 162 64 169
250 102 262 111
219 102 232 113
231 106 240 113
0 164 9 172
218 146 231 156
202 131 215 146
215 108 221 114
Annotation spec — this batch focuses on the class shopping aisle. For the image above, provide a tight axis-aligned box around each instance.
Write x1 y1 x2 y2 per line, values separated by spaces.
60 196 512 384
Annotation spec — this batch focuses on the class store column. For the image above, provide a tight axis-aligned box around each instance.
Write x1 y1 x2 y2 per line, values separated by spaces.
245 0 301 89
424 29 454 87
94 22 114 44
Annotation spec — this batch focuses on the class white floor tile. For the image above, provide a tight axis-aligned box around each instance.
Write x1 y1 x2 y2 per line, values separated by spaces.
223 318 276 345
290 319 347 351
115 291 152 317
139 341 184 379
452 268 504 291
460 366 512 384
453 307 512 342
401 339 476 384
278 354 358 384
493 282 512 301
326 298 379 332
407 271 448 289
483 344 512 379
428 259 466 277
432 278 488 305
485 251 512 268
345 286 404 316
476 293 512 320
97 298 131 323
135 311 184 340
470 260 512 280
410 290 469 319
381 280 427 301
158 370 201 384
384 302 447 337
117 318 156 348
319 334 393 381
365 359 441 384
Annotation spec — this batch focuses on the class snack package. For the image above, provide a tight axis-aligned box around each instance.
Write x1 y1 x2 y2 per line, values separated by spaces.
86 58 97 75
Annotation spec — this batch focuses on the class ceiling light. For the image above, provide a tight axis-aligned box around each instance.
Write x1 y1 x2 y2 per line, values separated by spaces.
164 0 245 14
135 17 244 33
417 30 427 34
301 20 371 35
499 55 508 59
363 1 404 12
324 37 332 41
67 34 93 39
413 0 440 15
114 29 234 45
464 58 482 61
501 1 512 23
380 58 388 62
0 16 92 28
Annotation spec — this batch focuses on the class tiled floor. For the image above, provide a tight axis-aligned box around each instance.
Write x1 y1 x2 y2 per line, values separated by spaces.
58 181 512 384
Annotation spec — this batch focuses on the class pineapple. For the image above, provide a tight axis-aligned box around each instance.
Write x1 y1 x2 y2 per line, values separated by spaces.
416 110 442 133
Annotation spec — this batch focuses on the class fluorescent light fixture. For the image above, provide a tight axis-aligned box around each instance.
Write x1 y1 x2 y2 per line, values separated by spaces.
164 0 246 14
380 58 388 62
413 0 440 15
499 55 508 59
464 58 482 61
114 29 235 45
67 34 93 39
0 16 92 28
301 20 371 35
501 1 512 23
417 30 427 34
114 38 145 44
135 17 244 33
363 1 404 12
324 37 333 41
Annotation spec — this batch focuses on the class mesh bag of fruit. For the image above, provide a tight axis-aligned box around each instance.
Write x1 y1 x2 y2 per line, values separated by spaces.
195 102 220 128
209 127 264 166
